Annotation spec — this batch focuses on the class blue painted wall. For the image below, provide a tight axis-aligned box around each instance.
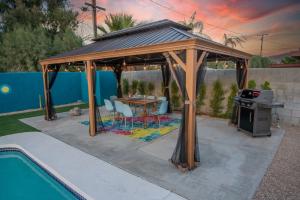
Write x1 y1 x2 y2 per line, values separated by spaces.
81 71 117 105
51 72 82 106
0 71 116 114
0 73 45 113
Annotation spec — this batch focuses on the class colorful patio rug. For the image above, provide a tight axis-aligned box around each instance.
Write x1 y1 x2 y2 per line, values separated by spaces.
80 116 180 142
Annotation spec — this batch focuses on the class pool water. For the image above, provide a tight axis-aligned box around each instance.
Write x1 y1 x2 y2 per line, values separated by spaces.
0 150 80 200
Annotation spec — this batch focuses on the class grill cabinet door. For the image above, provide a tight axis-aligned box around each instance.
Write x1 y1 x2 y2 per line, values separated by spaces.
240 107 254 133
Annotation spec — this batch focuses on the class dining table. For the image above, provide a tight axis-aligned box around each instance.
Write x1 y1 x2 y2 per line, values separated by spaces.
117 97 160 128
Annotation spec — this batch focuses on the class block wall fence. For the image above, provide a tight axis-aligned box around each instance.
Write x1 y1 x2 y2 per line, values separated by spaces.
0 71 117 114
122 68 300 127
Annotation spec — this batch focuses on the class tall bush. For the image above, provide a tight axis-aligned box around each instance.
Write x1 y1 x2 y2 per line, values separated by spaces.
171 80 180 109
282 56 299 64
261 81 271 90
122 79 130 96
137 81 146 95
0 1 81 71
209 79 225 117
131 80 139 94
147 82 155 95
160 81 165 96
248 80 256 89
250 56 271 68
225 83 238 118
196 83 206 113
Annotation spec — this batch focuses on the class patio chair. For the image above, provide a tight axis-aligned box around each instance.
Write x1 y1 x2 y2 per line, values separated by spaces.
151 100 168 127
157 96 167 110
158 96 167 101
122 104 136 132
104 99 115 125
146 96 156 113
114 100 125 124
110 95 117 101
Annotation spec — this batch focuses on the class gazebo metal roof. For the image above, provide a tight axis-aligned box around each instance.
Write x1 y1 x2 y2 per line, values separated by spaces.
41 19 251 65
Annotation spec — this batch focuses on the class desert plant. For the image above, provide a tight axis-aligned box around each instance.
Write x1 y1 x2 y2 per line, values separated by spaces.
137 81 147 95
171 80 180 109
196 83 206 113
261 81 271 90
147 82 155 95
131 80 139 94
210 79 225 117
248 80 256 89
225 83 238 118
122 79 130 96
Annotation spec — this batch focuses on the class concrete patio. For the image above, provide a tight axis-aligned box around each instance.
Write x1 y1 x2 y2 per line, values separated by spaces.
21 108 284 200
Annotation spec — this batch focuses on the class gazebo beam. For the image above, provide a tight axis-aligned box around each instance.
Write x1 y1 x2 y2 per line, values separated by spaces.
42 64 49 120
86 60 97 136
196 51 208 71
163 53 183 96
168 51 186 71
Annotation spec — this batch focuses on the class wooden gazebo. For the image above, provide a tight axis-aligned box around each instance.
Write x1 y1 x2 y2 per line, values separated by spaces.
40 19 251 170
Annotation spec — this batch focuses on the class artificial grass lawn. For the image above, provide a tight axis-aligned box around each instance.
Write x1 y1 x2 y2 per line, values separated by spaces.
0 104 88 137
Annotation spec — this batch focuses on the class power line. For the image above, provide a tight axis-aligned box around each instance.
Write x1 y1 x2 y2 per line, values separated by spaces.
146 0 245 36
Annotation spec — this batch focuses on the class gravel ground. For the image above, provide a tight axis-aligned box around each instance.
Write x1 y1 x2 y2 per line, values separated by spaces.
253 126 300 200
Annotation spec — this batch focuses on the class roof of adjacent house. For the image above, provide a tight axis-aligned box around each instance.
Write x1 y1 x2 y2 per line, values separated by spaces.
43 19 251 64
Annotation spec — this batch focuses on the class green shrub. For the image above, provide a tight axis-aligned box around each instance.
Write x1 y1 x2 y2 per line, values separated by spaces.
196 83 206 113
147 82 155 95
225 83 238 118
131 80 139 94
137 81 147 95
261 81 271 90
248 80 256 89
171 80 180 109
209 79 225 117
250 56 271 68
122 79 130 96
281 56 299 64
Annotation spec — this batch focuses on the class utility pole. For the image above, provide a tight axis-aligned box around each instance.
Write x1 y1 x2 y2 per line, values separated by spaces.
258 33 268 56
84 0 106 39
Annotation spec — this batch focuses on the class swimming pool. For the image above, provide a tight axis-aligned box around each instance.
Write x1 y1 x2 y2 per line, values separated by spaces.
0 147 86 200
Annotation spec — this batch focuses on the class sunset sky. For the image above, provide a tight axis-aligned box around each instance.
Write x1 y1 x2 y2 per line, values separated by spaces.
70 0 300 56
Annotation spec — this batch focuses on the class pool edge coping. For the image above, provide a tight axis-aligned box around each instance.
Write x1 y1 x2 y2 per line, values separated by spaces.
0 143 95 200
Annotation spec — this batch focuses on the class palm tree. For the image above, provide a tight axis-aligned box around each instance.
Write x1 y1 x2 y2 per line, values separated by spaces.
97 13 138 97
97 13 136 34
180 11 211 40
223 34 246 48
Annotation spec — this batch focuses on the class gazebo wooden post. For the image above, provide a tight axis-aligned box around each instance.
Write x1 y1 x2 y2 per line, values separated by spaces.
42 64 49 120
86 60 96 136
185 48 198 169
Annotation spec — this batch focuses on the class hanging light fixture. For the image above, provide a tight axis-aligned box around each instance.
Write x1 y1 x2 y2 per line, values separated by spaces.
224 61 228 68
122 58 126 67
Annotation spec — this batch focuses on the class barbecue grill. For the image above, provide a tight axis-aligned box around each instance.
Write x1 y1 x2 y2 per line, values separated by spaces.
234 89 283 137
